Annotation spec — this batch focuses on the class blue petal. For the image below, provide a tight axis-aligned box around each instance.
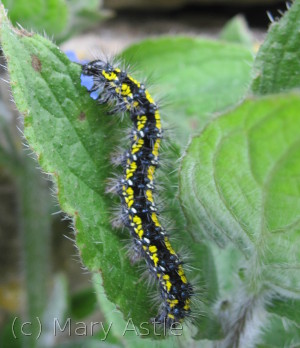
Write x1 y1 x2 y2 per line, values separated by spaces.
90 87 103 100
65 50 80 63
80 74 94 91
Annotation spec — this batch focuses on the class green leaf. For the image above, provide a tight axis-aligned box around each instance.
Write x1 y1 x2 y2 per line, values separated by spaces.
70 287 97 319
266 298 300 327
180 92 300 297
122 37 254 145
57 0 105 43
0 6 228 338
219 15 253 48
2 0 68 37
0 6 156 332
257 314 300 348
252 0 300 95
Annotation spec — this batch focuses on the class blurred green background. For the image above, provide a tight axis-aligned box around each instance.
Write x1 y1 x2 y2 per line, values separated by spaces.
0 0 286 347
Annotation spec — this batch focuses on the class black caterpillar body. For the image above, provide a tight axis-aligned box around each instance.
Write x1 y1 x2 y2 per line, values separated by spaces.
81 59 193 326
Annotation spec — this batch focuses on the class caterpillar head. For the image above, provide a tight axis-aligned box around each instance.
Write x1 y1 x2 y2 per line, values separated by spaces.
81 59 111 76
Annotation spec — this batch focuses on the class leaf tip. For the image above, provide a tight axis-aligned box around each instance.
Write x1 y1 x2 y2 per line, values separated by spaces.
0 4 33 38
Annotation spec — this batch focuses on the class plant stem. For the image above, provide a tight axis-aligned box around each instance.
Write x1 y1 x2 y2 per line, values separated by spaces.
216 289 267 348
17 156 52 348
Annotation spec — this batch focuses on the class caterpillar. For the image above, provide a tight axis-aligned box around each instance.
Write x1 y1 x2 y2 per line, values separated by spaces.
80 59 194 327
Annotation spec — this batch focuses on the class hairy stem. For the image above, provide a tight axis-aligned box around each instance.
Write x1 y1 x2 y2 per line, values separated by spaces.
216 289 267 348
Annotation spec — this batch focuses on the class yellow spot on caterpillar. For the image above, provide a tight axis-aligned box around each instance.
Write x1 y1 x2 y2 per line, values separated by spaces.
167 299 179 308
146 190 154 203
155 111 161 130
102 71 117 80
137 115 147 131
127 199 134 208
162 274 172 292
184 299 190 310
126 161 137 179
149 245 157 253
137 115 147 120
134 224 144 239
147 166 156 182
151 213 161 227
145 90 154 104
152 139 161 158
131 138 144 154
126 187 133 194
121 83 132 96
178 265 187 284
133 215 142 225
132 216 144 238
150 252 159 267
138 229 144 239
128 75 141 88
166 281 172 292
164 237 176 255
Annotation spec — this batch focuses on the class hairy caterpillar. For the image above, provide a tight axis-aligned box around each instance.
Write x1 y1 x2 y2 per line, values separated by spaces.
80 59 193 326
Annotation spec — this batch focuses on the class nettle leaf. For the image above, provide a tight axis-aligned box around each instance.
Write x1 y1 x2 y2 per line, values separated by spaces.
122 37 253 145
1 7 226 336
180 93 300 297
252 0 300 95
2 0 68 37
0 7 155 330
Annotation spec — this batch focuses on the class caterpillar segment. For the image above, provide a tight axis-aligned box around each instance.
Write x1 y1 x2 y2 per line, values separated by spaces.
81 60 193 326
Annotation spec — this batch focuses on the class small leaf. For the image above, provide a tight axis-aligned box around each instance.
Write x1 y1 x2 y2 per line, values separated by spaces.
252 0 300 94
180 92 300 297
219 15 253 48
2 0 68 37
57 0 105 43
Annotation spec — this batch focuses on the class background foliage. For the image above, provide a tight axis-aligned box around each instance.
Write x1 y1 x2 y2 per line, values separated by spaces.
0 0 299 347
